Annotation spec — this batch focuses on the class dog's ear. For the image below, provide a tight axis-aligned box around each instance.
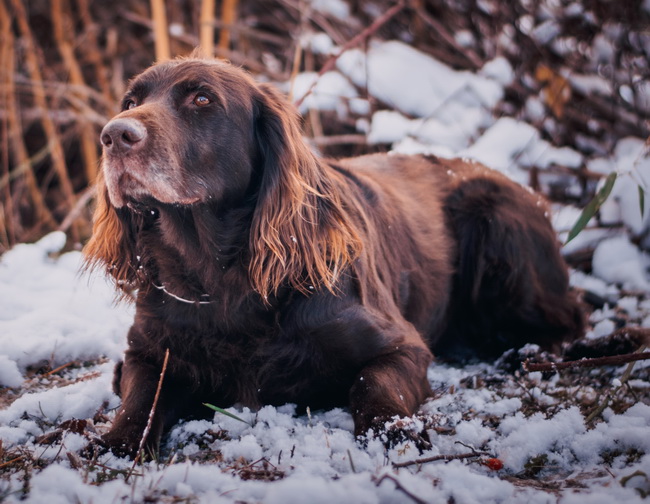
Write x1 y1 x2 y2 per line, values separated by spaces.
83 169 139 297
249 83 362 299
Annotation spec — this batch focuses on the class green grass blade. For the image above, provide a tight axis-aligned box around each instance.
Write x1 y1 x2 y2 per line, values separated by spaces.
639 185 645 218
566 172 617 244
203 403 251 425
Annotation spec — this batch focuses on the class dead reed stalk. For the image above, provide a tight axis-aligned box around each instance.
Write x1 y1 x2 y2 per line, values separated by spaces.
10 0 78 224
150 0 171 61
218 0 239 55
200 0 215 57
51 0 100 184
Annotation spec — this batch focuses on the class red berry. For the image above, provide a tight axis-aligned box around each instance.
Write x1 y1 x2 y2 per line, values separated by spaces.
484 458 504 471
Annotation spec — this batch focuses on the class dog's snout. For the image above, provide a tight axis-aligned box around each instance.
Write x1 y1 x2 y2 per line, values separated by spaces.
101 118 147 153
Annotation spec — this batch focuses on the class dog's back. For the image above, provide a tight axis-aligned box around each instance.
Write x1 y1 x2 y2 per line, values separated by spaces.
337 153 584 360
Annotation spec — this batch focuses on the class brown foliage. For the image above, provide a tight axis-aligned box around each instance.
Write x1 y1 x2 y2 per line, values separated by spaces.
1 0 648 255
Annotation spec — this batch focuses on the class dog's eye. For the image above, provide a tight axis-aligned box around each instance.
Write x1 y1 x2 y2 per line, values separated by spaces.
124 100 137 110
193 94 211 107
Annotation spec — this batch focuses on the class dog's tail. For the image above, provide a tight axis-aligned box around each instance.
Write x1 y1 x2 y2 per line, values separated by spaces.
436 176 584 360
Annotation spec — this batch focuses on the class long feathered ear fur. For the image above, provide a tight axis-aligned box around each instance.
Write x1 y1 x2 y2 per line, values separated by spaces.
249 83 363 299
83 169 138 297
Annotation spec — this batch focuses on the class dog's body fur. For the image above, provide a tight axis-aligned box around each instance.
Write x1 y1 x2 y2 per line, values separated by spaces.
85 58 584 457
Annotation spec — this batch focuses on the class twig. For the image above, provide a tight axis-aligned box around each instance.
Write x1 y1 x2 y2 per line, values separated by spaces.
374 473 428 504
523 351 650 373
412 2 482 69
44 361 73 377
126 348 170 482
58 185 96 233
294 0 407 108
585 345 647 424
347 449 357 474
0 455 24 469
393 451 489 469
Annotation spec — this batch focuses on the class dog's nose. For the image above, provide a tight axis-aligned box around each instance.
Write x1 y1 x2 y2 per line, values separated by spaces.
101 118 147 153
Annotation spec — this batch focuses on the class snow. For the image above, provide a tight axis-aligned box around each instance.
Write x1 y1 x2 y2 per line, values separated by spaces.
597 137 650 240
460 117 537 183
479 57 515 87
592 236 650 291
290 71 358 116
308 0 349 20
2 234 649 502
336 41 503 118
3 30 650 504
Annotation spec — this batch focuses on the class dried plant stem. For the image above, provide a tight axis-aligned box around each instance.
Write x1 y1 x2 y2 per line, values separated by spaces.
200 0 216 57
52 0 100 184
523 351 650 373
1 0 56 233
127 348 170 481
121 10 288 80
218 0 239 55
287 39 303 103
412 2 481 69
287 0 307 103
10 0 77 222
58 185 96 233
44 361 73 377
75 0 114 107
150 0 171 61
0 0 16 248
0 456 24 470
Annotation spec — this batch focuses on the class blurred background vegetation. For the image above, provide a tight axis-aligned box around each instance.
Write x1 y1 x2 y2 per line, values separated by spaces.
1 0 648 254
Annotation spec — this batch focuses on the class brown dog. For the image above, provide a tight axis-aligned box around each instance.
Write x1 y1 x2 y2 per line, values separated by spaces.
84 57 583 457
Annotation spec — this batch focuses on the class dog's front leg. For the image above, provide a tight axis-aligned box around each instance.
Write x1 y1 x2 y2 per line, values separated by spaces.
349 324 433 448
99 349 171 458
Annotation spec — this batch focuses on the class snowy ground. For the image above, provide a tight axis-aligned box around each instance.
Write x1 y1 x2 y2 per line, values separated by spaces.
2 36 650 503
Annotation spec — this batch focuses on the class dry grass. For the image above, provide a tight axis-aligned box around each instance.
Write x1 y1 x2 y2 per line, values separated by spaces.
1 0 648 260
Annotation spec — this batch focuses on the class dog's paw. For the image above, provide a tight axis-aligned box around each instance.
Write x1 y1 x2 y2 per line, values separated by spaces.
79 436 110 460
80 433 141 460
359 416 432 453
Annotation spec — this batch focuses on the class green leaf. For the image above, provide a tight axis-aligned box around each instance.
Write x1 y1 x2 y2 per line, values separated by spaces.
566 172 617 244
639 185 645 218
203 403 251 425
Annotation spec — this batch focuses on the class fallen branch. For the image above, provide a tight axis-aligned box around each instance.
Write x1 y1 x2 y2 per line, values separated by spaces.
523 351 650 373
393 450 489 469
374 473 428 504
126 348 170 481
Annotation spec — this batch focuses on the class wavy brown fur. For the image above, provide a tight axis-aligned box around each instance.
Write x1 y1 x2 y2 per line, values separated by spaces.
248 82 363 298
83 56 584 458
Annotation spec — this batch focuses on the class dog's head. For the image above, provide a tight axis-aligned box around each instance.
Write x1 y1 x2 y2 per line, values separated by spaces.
99 59 261 209
84 57 361 299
